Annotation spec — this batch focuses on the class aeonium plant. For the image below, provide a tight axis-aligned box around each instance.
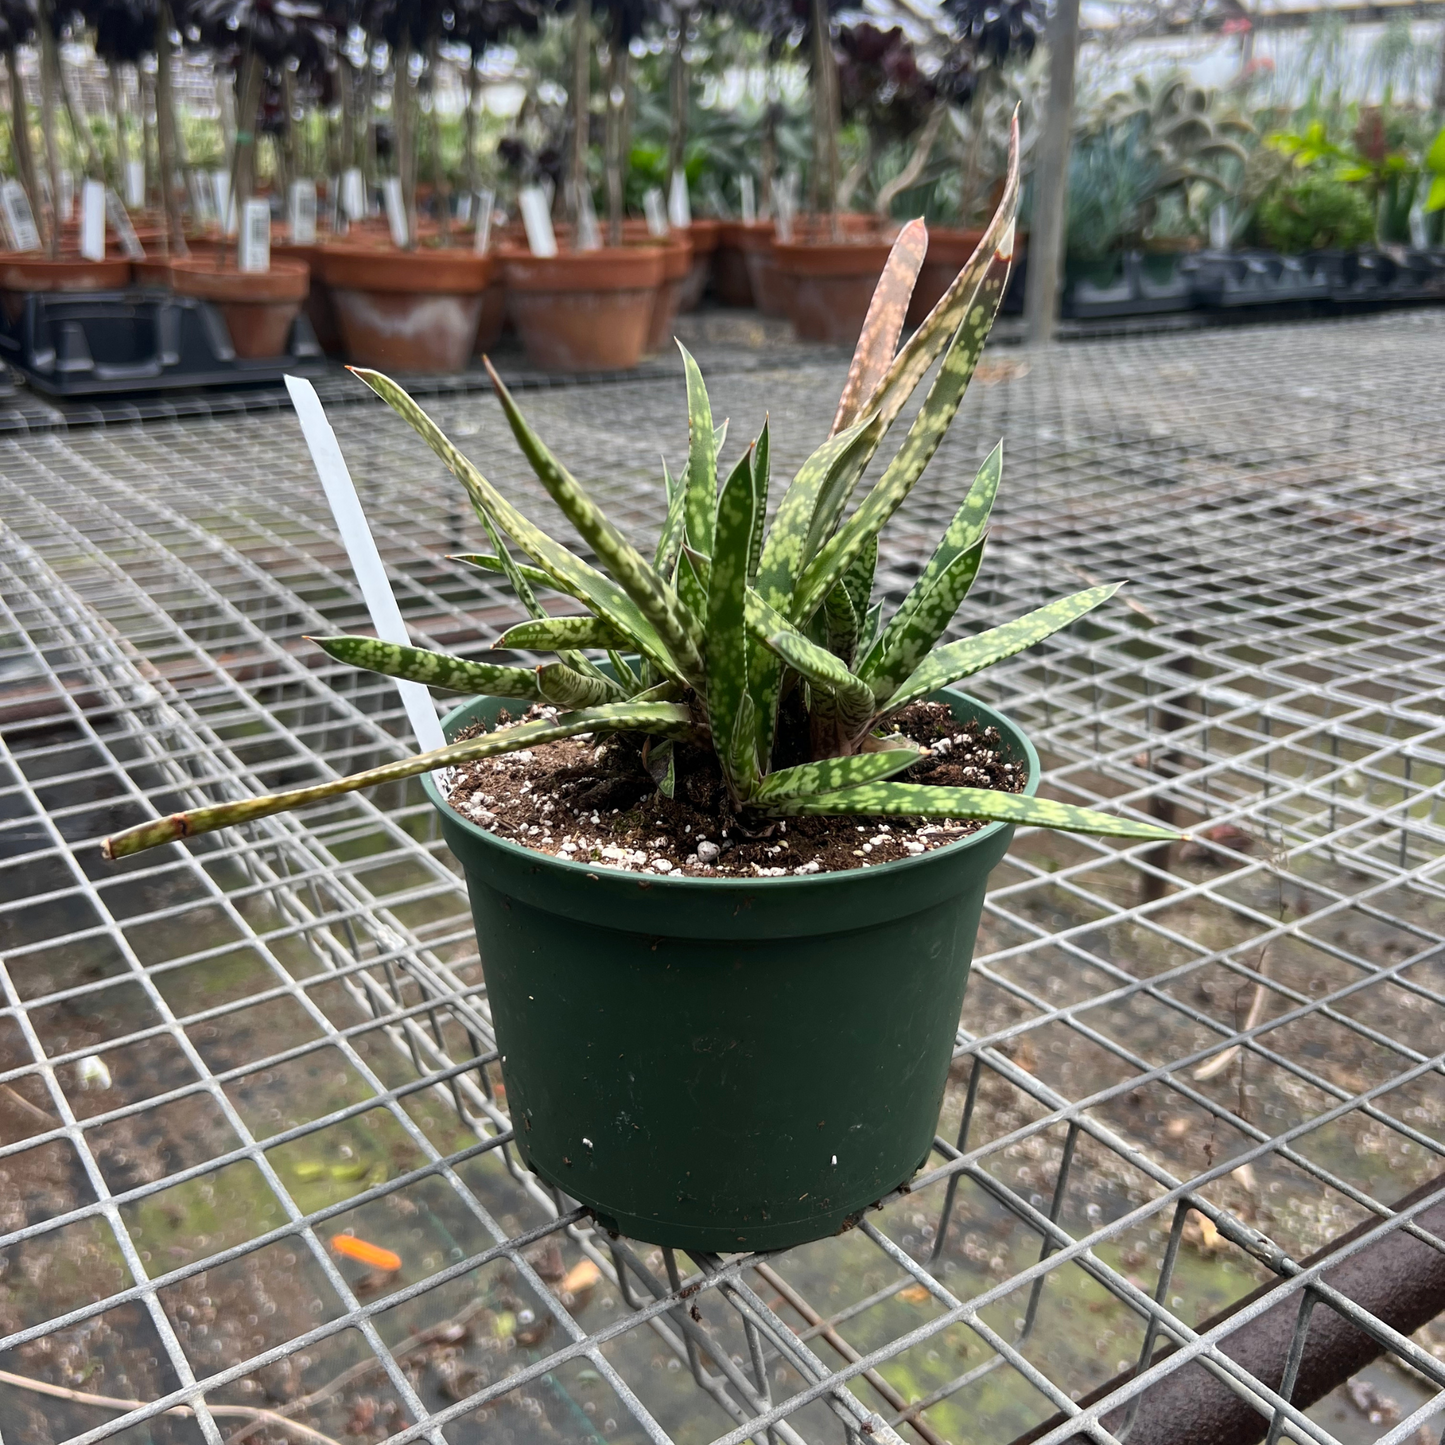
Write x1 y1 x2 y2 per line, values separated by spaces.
102 122 1177 864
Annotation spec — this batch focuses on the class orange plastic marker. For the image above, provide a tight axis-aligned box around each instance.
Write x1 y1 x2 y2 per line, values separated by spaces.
331 1233 401 1272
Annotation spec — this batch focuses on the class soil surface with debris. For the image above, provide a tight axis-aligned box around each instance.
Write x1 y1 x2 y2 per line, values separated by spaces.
441 702 1025 878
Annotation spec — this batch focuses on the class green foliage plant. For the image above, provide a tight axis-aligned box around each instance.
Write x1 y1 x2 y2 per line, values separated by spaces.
102 122 1177 864
1257 169 1375 252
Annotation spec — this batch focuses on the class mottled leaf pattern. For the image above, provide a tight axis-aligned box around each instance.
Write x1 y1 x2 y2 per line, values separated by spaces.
885 584 1122 712
748 420 770 587
680 344 717 556
101 703 700 859
748 593 876 736
753 746 923 802
860 539 985 702
790 246 1014 626
764 781 1178 839
831 218 928 436
484 360 706 685
823 579 859 666
654 459 686 576
860 444 1000 682
708 448 760 798
537 663 624 708
311 635 542 701
677 549 708 634
495 616 629 652
354 369 682 685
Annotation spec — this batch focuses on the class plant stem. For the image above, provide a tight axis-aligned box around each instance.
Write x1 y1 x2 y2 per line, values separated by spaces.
6 53 43 245
226 42 263 265
154 0 187 254
395 36 416 248
464 55 480 198
429 35 451 245
604 13 629 246
809 0 840 236
569 0 590 241
667 17 687 198
37 0 63 259
110 66 129 193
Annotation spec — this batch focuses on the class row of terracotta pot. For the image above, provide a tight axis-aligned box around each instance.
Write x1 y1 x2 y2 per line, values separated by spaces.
0 219 721 374
712 218 990 343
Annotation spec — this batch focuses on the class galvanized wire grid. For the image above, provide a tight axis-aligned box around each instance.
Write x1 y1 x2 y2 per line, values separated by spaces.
1 309 1443 1445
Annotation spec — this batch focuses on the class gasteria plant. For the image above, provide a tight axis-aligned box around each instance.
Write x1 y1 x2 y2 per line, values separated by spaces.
102 121 1176 863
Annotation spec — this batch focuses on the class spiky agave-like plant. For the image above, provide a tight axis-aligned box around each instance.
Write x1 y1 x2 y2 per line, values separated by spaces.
102 121 1176 862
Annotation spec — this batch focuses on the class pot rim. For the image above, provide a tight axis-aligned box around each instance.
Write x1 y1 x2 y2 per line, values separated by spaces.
422 686 1040 896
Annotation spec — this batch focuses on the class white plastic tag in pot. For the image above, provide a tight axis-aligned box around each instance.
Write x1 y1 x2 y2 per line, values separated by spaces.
284 375 447 756
0 181 40 251
739 173 755 225
79 179 106 261
668 169 691 229
288 178 316 244
519 185 557 257
1410 204 1427 249
59 167 74 221
456 191 472 225
341 166 366 222
576 183 601 251
124 158 145 209
473 188 495 254
212 169 234 235
239 198 271 272
643 186 668 237
105 190 145 258
187 168 212 222
382 176 409 247
1209 203 1230 251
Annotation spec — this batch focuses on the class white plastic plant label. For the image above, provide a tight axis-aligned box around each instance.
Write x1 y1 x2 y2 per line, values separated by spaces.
79 179 106 261
643 186 668 237
124 158 145 209
668 169 691 229
212 169 234 235
472 188 494 254
456 191 473 225
288 178 316 244
284 375 447 756
0 180 40 251
1409 204 1427 249
575 183 601 251
239 198 270 272
739 173 756 225
341 165 366 221
58 167 74 221
519 185 557 257
1209 203 1229 251
382 175 408 247
187 168 213 222
105 190 145 258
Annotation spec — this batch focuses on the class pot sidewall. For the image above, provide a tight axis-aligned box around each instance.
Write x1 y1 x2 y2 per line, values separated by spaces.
425 689 1034 1250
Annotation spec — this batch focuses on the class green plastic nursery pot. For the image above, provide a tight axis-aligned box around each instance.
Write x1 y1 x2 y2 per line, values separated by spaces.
423 686 1038 1253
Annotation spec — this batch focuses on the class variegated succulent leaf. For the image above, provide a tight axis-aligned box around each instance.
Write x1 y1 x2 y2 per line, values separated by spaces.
101 702 700 859
859 539 986 702
748 420 770 588
707 447 759 799
452 553 566 594
747 592 876 738
679 344 717 557
885 584 1122 713
311 635 543 702
494 615 630 653
789 244 1013 627
483 360 707 688
654 458 687 576
752 746 923 803
764 781 1176 839
353 369 684 687
537 663 625 708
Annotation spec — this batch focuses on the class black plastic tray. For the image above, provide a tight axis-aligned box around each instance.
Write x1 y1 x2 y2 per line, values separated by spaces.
0 288 324 396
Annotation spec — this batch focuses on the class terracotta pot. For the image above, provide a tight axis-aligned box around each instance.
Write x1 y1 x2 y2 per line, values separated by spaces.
273 241 342 355
320 245 492 372
644 237 693 354
714 221 767 307
906 227 986 326
168 256 310 359
772 238 894 345
499 246 665 373
679 218 720 310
